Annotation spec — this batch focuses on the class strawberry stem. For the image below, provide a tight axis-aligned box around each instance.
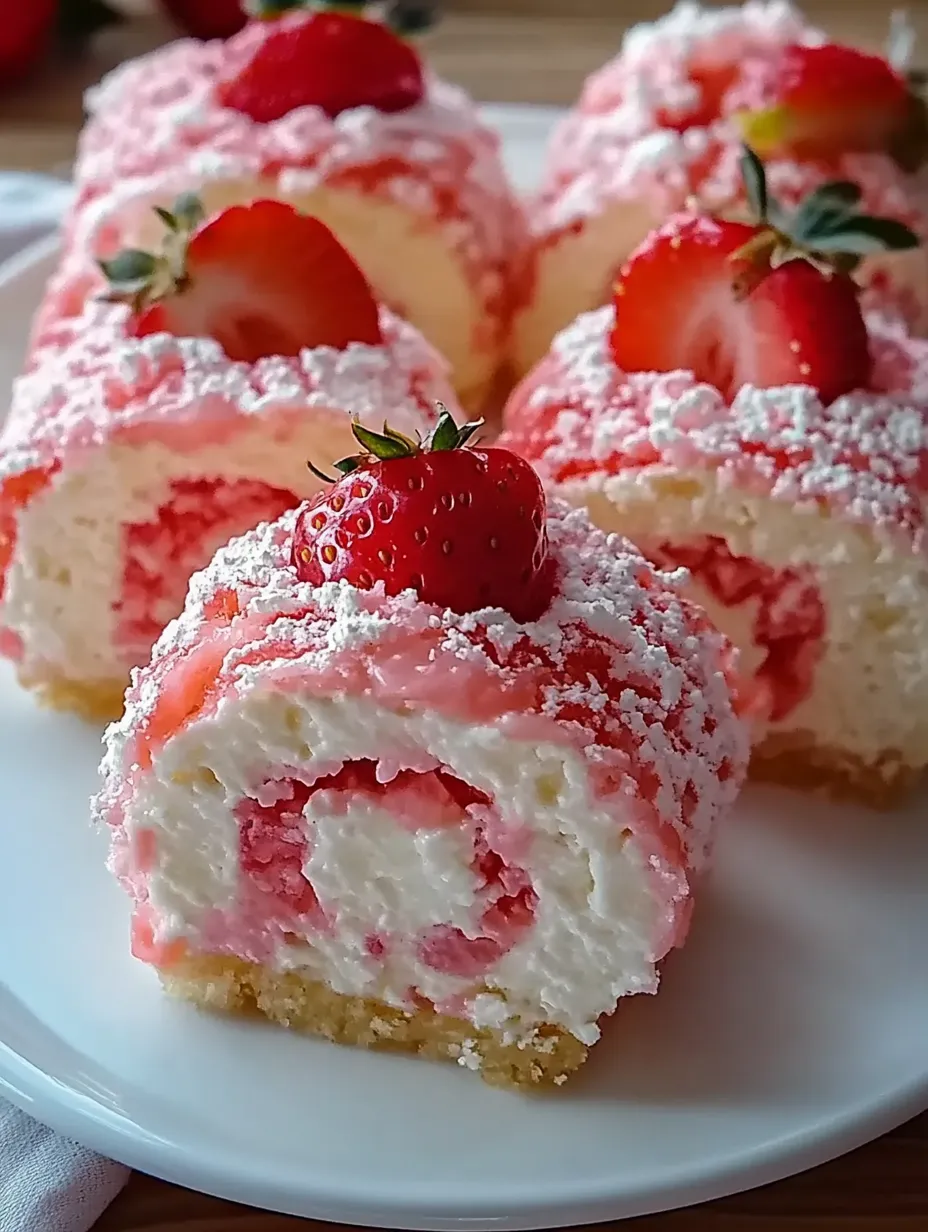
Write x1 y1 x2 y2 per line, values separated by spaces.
98 193 207 313
243 0 438 35
385 2 437 36
244 0 307 16
731 145 920 291
304 405 481 485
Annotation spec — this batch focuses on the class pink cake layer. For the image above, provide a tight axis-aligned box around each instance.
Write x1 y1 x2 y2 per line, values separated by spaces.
0 293 452 690
64 13 531 353
95 501 748 987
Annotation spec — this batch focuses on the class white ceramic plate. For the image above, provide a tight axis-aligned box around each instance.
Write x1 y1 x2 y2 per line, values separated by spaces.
1 104 927 1231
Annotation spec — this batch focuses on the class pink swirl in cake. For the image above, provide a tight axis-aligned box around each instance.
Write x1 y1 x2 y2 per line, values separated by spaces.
0 266 452 719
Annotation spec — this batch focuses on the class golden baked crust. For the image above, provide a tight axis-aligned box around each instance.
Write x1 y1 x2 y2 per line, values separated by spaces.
751 730 921 810
20 669 126 723
159 952 589 1091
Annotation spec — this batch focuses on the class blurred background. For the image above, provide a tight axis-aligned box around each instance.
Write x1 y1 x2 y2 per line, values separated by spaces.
2 0 928 175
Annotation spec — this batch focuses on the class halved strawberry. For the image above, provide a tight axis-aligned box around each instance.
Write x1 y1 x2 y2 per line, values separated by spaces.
218 5 431 124
99 195 382 362
611 147 920 405
731 43 928 171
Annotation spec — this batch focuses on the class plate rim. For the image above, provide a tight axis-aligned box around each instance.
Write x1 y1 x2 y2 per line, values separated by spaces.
1 1033 928 1229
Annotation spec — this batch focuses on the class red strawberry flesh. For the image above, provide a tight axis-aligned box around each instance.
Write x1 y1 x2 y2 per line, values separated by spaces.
611 213 872 405
131 199 382 361
217 12 425 124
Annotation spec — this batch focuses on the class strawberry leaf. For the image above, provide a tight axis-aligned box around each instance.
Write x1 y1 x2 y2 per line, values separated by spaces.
454 420 484 449
244 0 308 16
428 408 485 452
172 193 206 232
98 250 157 286
307 459 338 483
381 423 419 452
790 187 861 245
428 408 461 452
808 215 921 254
334 457 363 475
154 207 179 232
739 146 769 223
313 0 369 11
351 421 416 460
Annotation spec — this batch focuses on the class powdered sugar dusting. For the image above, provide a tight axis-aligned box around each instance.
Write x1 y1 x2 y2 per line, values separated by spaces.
530 0 926 258
0 296 450 480
503 305 928 547
100 500 747 875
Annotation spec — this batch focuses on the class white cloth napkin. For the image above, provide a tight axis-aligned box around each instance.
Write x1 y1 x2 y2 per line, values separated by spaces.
0 171 130 1230
0 1103 129 1231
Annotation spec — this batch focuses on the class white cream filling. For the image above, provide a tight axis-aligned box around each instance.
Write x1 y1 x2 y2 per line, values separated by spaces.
130 687 669 1044
4 410 359 684
306 795 481 936
566 470 928 768
75 178 494 410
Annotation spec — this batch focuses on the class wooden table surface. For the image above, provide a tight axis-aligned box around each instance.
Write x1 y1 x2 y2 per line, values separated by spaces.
1 3 927 1228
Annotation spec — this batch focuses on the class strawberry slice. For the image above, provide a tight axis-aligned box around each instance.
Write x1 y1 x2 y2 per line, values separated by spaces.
732 43 928 171
100 195 382 362
217 9 427 124
611 147 919 405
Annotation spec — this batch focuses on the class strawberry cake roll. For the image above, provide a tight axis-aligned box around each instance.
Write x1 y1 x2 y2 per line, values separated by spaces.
503 153 928 807
515 0 928 377
93 412 748 1090
0 198 454 721
64 1 528 416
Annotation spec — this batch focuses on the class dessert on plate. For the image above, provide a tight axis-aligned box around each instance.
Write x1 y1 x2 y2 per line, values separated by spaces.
515 0 928 376
502 150 928 807
0 196 453 721
93 411 748 1090
61 0 529 415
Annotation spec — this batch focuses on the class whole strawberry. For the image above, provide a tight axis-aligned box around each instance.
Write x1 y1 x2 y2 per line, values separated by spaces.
0 0 56 90
218 2 435 123
99 194 382 361
611 146 920 405
292 409 555 623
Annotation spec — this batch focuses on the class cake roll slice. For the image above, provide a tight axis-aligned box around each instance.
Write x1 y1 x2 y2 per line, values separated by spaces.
516 0 928 377
94 414 747 1090
0 198 453 720
65 3 530 416
502 155 928 806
